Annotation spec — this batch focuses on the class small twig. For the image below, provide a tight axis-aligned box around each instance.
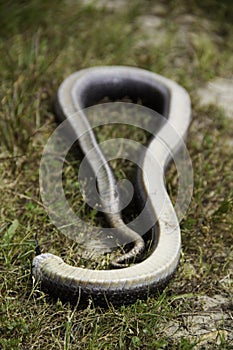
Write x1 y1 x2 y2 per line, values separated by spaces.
0 154 25 161
1 189 44 207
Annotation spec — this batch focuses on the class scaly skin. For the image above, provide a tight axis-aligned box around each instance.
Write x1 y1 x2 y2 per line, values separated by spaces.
32 66 191 305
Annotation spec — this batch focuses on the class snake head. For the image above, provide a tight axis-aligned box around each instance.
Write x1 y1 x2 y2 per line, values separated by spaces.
31 253 63 281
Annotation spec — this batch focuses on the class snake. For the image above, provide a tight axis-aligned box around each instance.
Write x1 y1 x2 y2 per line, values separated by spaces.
32 66 191 305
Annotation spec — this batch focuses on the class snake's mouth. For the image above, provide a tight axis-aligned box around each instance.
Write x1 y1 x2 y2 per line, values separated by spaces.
31 253 62 280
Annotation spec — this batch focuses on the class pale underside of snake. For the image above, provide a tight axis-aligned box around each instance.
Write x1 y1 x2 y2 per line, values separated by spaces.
32 66 191 305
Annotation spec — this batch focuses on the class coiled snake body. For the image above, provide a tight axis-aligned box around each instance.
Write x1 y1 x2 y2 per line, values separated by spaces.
32 66 191 305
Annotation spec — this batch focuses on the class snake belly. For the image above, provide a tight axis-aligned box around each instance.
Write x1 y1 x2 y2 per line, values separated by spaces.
32 66 191 305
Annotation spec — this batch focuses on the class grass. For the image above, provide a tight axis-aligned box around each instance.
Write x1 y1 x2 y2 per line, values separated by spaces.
0 0 232 349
